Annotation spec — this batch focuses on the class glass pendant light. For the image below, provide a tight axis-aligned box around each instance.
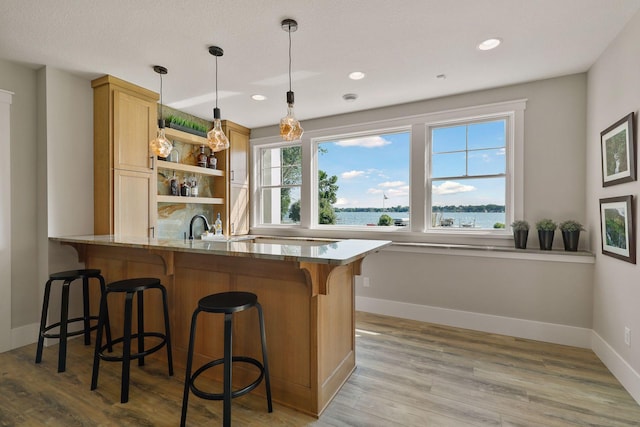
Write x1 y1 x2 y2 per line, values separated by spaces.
280 18 303 141
206 46 230 152
149 65 173 158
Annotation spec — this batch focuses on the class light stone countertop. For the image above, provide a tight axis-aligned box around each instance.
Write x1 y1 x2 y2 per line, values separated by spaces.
50 234 392 265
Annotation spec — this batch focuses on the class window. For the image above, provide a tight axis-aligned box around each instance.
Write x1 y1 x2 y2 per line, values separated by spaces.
316 131 410 227
251 99 524 242
428 118 508 230
258 144 302 225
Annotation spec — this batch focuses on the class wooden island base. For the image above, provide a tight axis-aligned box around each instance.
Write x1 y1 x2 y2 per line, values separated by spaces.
67 242 361 417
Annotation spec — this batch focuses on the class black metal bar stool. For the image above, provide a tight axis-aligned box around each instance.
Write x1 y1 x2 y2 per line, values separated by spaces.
35 269 112 373
91 277 173 403
180 291 272 427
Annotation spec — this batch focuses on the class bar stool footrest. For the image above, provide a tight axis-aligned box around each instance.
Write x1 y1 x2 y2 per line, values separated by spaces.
97 332 168 362
189 356 265 401
41 315 100 339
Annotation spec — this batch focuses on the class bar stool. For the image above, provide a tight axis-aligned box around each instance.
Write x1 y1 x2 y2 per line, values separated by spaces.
91 277 173 403
180 291 272 427
35 269 112 373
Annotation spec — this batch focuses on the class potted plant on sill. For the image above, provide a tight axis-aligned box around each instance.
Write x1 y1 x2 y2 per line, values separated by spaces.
535 218 557 250
559 220 584 252
510 220 530 249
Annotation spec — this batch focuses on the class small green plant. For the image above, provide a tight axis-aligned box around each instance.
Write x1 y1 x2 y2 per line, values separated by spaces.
510 220 529 231
493 222 506 229
378 214 393 226
535 218 557 231
559 220 584 232
165 115 208 133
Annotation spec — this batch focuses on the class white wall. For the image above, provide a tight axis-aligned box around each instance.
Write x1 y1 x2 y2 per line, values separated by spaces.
0 59 93 349
253 74 593 348
587 10 640 403
0 59 39 336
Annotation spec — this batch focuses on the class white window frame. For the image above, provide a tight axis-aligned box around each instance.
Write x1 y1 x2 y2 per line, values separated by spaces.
251 99 526 245
426 114 513 233
255 141 303 227
312 127 412 231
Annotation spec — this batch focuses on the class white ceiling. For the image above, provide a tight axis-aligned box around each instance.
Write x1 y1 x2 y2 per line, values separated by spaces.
1 0 639 129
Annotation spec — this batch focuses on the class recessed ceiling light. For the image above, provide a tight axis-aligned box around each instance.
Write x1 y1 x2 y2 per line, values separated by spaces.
477 38 502 51
251 94 267 101
342 93 358 102
349 71 366 80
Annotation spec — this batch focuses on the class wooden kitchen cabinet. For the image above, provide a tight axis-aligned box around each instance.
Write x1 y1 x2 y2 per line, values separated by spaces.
92 75 250 239
223 121 250 235
92 75 158 237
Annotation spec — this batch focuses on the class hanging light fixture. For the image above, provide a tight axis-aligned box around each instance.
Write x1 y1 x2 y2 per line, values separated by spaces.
149 65 173 158
206 46 230 152
280 18 303 141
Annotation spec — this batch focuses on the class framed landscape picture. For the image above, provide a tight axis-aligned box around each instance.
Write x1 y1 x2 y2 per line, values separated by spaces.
601 112 636 187
600 195 635 264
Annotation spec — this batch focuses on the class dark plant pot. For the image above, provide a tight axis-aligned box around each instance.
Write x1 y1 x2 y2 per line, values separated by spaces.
166 122 207 137
513 230 529 249
562 230 580 251
538 230 555 250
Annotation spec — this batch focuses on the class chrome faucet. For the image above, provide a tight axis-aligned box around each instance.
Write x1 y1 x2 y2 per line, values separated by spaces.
189 214 211 240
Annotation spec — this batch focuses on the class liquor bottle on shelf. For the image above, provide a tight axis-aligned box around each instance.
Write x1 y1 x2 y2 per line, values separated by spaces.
167 142 180 163
214 212 223 236
190 175 198 197
197 145 208 168
170 171 179 196
208 150 217 169
180 178 190 197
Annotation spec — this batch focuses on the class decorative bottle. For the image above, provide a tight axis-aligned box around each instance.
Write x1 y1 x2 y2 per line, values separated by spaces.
180 178 190 197
167 142 180 163
208 150 217 169
190 175 199 197
197 145 208 168
214 212 223 236
170 172 179 196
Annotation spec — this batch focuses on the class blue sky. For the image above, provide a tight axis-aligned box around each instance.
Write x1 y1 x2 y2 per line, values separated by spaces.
317 121 506 209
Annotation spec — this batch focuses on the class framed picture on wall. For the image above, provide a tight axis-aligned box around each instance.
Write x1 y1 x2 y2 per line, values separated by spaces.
601 112 636 187
600 195 635 264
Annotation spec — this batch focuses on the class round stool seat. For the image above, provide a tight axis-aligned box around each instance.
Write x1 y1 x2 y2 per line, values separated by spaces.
49 269 102 281
198 291 257 314
107 278 161 293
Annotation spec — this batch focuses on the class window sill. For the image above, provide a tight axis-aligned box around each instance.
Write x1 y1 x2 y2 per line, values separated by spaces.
386 242 594 263
251 226 593 263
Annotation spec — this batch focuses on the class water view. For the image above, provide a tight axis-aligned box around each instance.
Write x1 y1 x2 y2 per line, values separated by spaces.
333 211 505 229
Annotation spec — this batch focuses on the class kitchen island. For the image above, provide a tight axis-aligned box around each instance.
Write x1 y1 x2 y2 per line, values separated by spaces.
51 234 391 416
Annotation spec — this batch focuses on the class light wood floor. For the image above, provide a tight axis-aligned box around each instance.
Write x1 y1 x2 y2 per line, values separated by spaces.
1 311 639 426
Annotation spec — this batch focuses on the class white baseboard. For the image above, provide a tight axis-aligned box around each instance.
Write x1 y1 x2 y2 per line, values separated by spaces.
11 322 39 350
356 296 592 348
591 330 640 406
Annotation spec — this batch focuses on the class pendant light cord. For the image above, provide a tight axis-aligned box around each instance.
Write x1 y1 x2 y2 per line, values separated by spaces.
159 73 163 122
288 22 292 92
215 54 219 109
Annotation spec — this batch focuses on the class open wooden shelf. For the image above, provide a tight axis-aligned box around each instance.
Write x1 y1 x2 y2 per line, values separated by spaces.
157 160 224 177
157 195 224 205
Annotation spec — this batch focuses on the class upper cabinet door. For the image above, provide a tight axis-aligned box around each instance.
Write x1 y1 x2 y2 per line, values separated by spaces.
229 128 249 185
113 90 155 172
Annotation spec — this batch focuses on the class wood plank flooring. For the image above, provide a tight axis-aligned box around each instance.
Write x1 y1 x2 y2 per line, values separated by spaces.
1 311 639 426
